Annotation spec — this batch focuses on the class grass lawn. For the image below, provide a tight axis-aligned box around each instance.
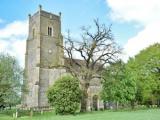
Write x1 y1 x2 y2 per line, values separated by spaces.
0 109 159 120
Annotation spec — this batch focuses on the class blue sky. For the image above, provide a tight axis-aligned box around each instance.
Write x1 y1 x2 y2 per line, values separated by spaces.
0 0 139 44
0 0 160 66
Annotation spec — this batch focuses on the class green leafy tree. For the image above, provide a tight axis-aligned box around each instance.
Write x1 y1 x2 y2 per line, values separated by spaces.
101 60 136 109
47 75 82 114
0 53 23 108
126 43 160 107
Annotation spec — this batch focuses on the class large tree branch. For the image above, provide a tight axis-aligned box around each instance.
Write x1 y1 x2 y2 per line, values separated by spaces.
58 19 121 83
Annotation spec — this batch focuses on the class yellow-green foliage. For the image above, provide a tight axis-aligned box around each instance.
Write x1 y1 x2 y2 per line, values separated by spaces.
126 43 160 104
47 75 82 114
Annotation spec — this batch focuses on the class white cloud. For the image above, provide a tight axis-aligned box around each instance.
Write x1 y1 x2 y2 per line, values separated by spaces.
107 0 160 25
0 21 27 39
123 22 160 61
107 0 160 61
0 20 28 67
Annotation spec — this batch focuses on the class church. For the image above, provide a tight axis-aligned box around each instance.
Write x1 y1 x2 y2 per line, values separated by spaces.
22 5 104 111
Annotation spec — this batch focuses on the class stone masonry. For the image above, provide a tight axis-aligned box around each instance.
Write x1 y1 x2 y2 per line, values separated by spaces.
23 5 104 110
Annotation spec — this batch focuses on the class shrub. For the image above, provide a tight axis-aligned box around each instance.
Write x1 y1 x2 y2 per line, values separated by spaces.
47 75 82 114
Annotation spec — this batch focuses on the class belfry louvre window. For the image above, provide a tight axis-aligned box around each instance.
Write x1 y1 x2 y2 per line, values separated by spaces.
48 27 52 36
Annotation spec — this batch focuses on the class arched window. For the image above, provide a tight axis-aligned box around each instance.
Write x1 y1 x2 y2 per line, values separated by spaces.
48 27 52 36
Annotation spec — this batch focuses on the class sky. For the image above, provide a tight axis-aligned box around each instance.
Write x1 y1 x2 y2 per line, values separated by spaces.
0 0 160 67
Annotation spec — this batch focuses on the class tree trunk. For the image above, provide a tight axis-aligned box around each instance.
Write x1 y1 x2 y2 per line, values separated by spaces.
80 96 87 112
116 101 119 110
103 101 107 110
157 99 160 108
131 100 135 109
80 83 89 112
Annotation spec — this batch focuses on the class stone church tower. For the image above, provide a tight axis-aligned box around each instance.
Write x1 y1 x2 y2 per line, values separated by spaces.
23 5 66 108
23 5 104 110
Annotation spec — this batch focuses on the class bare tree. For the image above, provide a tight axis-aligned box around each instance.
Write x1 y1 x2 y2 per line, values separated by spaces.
58 19 121 112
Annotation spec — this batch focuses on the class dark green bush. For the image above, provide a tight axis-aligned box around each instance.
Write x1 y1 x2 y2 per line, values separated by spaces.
47 75 82 114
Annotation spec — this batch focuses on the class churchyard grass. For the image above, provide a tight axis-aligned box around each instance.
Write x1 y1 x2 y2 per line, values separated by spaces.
0 108 159 120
